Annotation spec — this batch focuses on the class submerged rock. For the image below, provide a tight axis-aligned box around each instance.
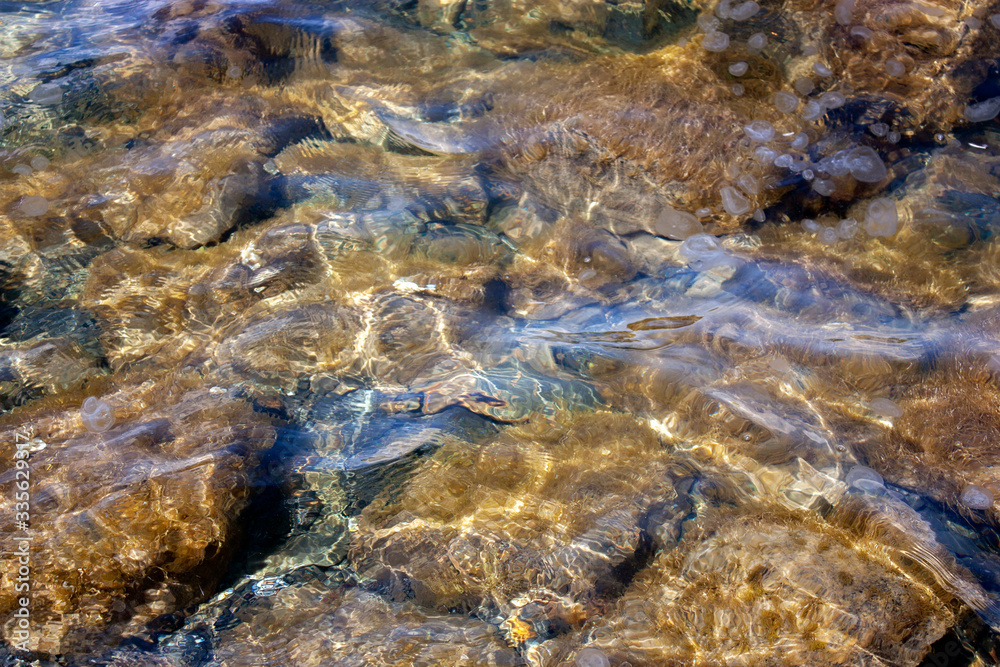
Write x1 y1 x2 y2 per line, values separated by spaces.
351 411 690 633
562 507 953 666
110 577 519 667
0 378 275 654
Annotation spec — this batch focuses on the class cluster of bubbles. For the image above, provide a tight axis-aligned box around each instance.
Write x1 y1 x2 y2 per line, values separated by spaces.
690 0 1000 227
800 197 898 244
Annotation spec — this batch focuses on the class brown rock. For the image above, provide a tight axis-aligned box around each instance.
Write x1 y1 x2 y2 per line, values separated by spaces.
0 377 275 654
351 411 690 638
565 507 953 666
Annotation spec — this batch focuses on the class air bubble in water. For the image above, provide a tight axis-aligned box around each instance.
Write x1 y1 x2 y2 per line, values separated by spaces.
813 62 833 77
747 32 767 52
720 186 751 215
801 100 824 121
679 234 728 270
703 31 730 52
964 97 1000 123
812 179 836 196
960 484 994 510
846 466 885 493
576 648 611 667
745 120 775 142
20 195 49 217
730 1 760 20
884 58 906 77
865 198 898 236
870 397 902 417
819 91 846 109
774 91 799 113
81 397 116 433
847 146 887 182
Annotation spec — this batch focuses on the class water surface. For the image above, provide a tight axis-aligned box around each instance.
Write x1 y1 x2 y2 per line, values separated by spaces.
0 0 999 664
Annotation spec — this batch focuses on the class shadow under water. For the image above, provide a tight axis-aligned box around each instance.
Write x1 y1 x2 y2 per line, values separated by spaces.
0 0 999 665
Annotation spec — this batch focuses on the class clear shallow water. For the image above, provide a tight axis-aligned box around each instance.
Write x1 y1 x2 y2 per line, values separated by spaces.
0 0 999 664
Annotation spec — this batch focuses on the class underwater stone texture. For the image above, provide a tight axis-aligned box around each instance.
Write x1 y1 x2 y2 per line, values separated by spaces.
0 378 275 653
561 508 954 666
0 0 998 661
351 412 690 636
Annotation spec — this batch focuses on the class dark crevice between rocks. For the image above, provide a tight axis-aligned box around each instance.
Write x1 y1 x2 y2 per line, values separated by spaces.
919 618 997 666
